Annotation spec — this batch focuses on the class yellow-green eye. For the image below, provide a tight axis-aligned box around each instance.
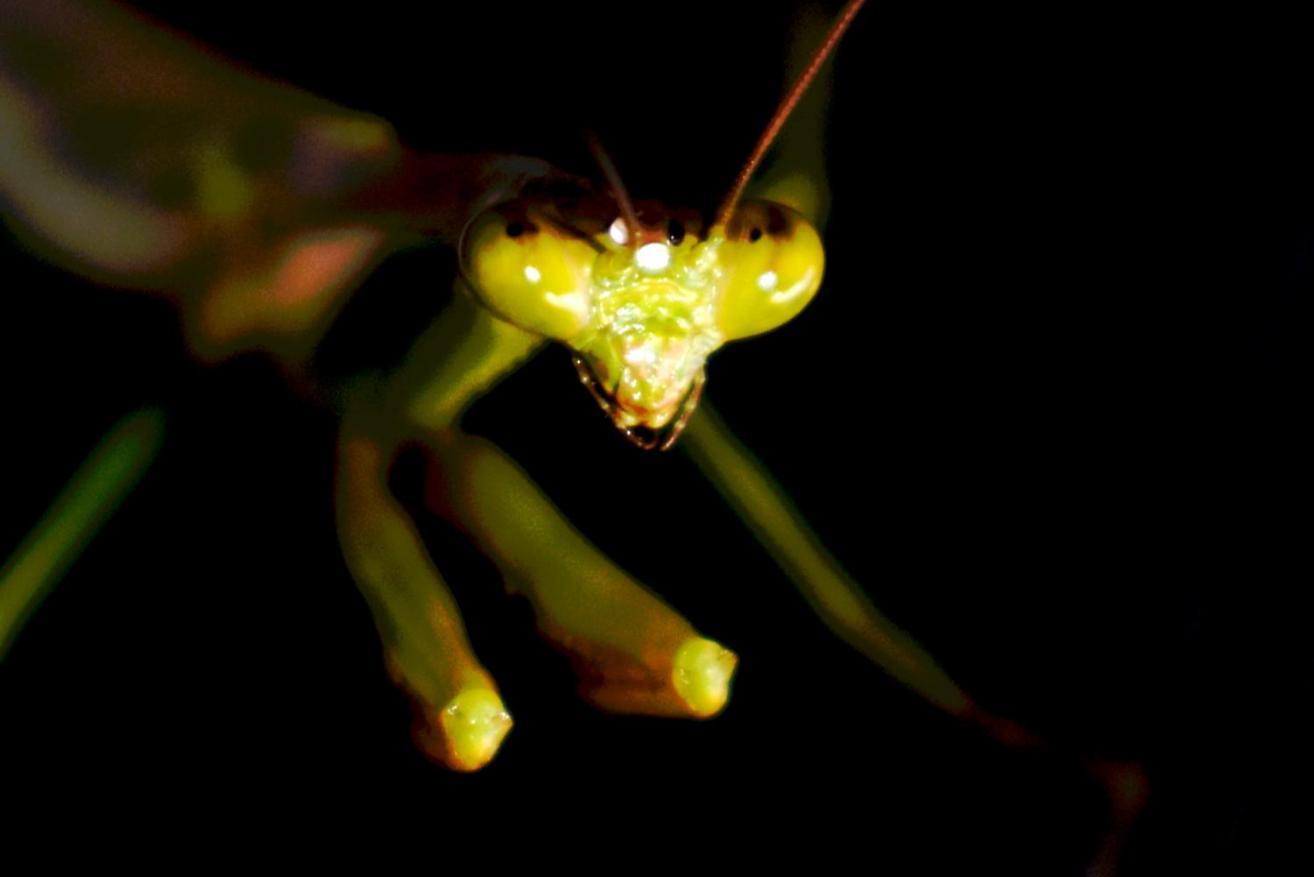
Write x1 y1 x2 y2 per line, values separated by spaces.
460 207 597 341
715 201 824 341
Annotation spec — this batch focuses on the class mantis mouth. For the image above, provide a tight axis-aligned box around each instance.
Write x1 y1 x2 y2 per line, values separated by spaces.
571 354 706 451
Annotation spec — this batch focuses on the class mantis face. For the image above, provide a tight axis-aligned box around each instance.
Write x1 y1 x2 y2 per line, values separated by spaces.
461 193 825 448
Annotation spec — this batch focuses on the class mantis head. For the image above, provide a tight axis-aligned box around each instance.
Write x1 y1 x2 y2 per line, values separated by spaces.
460 194 824 449
459 0 862 449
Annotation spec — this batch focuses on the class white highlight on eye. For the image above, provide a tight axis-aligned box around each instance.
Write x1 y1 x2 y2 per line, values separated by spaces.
608 218 629 245
635 242 671 273
522 264 541 284
544 291 590 324
768 267 817 306
756 270 779 292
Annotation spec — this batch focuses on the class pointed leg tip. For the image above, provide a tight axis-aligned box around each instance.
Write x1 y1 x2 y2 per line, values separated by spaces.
672 636 738 717
438 687 513 771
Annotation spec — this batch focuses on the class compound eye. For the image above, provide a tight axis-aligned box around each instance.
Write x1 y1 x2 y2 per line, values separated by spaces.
716 201 825 341
460 205 596 341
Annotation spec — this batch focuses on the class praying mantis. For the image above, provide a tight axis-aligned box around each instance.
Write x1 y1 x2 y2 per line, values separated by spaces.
0 0 1198 868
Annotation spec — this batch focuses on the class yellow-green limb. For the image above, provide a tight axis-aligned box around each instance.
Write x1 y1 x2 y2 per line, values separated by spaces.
745 4 836 229
392 291 735 717
423 429 737 719
389 287 547 433
0 406 165 660
325 291 542 771
681 401 972 716
335 420 510 770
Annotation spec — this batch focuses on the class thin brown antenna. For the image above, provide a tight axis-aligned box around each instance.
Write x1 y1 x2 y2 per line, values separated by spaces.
714 0 868 228
586 132 642 245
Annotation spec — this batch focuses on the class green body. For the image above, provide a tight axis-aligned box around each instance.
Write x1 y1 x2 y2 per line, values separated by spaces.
1 0 995 771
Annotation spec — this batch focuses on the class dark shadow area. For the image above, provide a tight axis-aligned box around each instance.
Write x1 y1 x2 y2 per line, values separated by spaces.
1 2 1308 871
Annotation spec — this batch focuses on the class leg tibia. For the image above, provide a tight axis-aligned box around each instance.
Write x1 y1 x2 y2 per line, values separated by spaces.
423 429 737 719
335 426 509 770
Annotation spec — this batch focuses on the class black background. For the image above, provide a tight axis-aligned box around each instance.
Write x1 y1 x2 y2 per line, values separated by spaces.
1 1 1308 871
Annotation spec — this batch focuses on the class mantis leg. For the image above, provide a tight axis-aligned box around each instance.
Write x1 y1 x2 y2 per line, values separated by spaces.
681 401 1034 743
682 402 1150 872
421 430 737 718
747 4 835 227
0 407 164 660
721 7 1033 743
393 292 737 720
332 290 539 770
337 289 736 767
336 416 510 771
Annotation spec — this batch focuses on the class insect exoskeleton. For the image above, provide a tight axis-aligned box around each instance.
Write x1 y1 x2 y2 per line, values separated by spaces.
460 191 824 448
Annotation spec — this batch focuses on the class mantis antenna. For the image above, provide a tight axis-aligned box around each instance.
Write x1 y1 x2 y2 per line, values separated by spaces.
715 0 869 228
586 132 642 245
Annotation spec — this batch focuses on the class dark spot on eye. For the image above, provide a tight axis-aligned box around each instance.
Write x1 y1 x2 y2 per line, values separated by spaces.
766 205 789 236
506 221 525 238
667 219 685 246
749 227 763 242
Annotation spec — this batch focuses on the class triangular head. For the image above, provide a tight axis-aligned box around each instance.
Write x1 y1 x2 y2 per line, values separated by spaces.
458 0 864 449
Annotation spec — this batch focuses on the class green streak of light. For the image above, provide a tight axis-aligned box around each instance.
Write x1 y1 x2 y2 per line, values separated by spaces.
681 401 970 717
0 407 165 660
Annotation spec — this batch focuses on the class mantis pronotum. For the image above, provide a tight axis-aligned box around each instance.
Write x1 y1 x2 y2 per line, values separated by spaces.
6 0 1287 870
